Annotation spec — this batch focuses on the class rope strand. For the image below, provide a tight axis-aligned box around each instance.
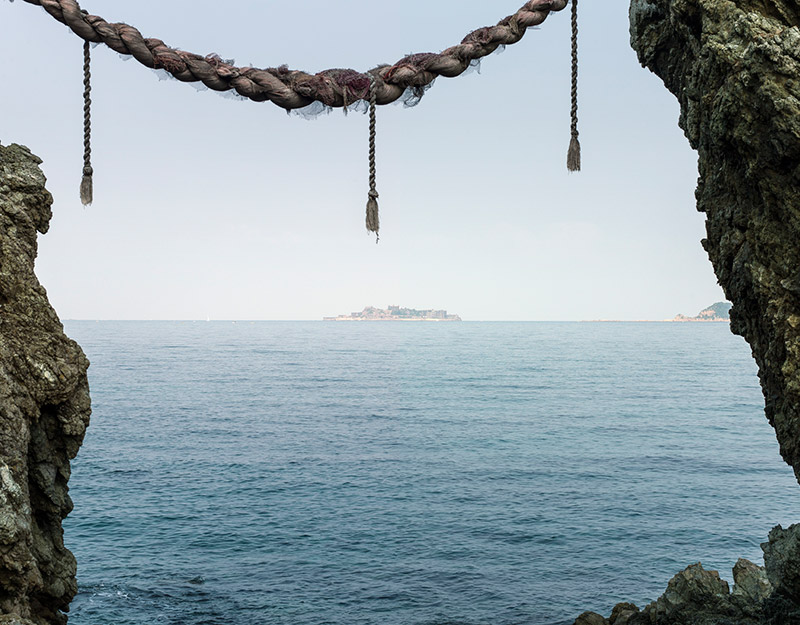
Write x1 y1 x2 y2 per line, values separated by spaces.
566 0 581 172
366 76 380 242
80 39 93 205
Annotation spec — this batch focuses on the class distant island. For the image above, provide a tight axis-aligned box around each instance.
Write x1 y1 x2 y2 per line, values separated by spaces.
324 305 462 322
672 301 732 322
586 302 733 322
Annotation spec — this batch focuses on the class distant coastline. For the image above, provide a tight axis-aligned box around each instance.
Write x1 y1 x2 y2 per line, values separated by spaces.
324 305 461 322
671 301 731 322
585 301 732 323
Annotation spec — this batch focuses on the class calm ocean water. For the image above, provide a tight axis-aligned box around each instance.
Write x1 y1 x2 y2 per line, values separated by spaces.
62 321 800 625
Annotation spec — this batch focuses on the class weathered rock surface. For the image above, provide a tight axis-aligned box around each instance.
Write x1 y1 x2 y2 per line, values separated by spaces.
731 558 772 605
644 563 737 623
610 602 640 625
0 143 91 625
761 525 800 623
574 611 609 625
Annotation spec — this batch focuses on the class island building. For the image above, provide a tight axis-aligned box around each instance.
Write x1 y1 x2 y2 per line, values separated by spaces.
324 305 462 321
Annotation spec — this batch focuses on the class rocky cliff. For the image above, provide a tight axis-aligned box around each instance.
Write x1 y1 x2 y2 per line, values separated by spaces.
571 0 800 623
0 143 91 625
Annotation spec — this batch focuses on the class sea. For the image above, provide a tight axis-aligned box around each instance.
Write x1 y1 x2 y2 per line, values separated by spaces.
61 321 800 625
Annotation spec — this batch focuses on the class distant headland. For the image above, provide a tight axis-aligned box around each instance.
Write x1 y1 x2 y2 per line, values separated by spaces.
672 301 731 322
324 305 462 322
587 302 732 323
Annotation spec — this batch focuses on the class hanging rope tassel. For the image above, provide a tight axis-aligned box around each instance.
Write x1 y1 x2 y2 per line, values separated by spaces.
566 0 581 172
365 76 380 242
80 39 94 205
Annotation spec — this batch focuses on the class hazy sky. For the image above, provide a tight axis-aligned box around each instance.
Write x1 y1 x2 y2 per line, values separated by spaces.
0 1 725 320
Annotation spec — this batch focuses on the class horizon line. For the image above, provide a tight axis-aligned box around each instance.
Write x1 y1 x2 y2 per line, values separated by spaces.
61 318 730 323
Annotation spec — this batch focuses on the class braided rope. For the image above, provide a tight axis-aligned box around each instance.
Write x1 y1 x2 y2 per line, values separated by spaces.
17 0 567 110
80 38 93 205
566 0 581 172
366 77 380 240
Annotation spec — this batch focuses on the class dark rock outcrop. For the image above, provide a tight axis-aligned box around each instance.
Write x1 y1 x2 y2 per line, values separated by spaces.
762 525 800 623
0 143 91 625
576 525 800 625
575 611 609 625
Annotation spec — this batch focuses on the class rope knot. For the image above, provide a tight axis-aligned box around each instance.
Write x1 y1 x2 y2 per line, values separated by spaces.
83 165 94 176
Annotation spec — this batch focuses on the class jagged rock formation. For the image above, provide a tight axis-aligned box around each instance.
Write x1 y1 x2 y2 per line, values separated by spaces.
576 526 800 624
571 0 800 623
0 144 91 625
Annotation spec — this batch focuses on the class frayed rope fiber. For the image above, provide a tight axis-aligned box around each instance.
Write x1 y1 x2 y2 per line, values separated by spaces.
79 169 93 206
567 135 580 173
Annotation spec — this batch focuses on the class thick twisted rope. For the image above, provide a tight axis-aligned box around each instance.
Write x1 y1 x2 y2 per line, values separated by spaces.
80 38 93 205
17 0 567 110
566 0 580 172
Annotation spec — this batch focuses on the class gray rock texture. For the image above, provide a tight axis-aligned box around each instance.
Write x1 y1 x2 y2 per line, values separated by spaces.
645 563 736 622
574 611 609 625
731 558 772 604
761 525 800 623
609 602 640 625
0 143 91 625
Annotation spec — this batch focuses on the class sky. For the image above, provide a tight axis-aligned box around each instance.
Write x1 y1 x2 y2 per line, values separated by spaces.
0 0 727 320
